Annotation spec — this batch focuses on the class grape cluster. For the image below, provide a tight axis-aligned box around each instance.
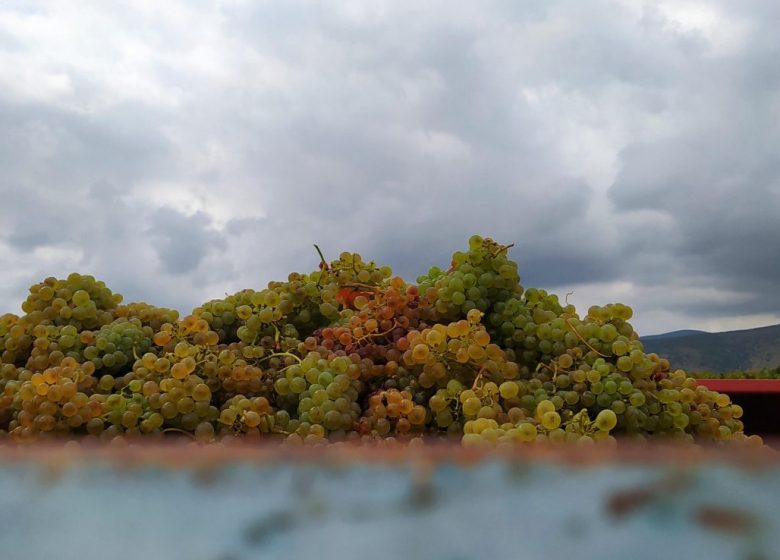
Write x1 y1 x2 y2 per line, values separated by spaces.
462 402 619 447
23 324 84 371
312 277 421 357
358 388 427 437
81 318 154 375
1 274 120 366
398 310 519 393
272 352 364 439
218 395 275 437
0 237 763 447
20 273 119 329
193 252 392 350
114 301 179 332
418 235 522 322
3 357 106 441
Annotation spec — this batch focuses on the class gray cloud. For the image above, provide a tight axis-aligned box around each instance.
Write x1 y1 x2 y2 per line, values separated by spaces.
148 208 226 275
608 0 780 325
0 1 779 334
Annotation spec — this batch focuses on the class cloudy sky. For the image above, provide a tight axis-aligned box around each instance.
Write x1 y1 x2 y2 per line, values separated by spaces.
1 0 779 335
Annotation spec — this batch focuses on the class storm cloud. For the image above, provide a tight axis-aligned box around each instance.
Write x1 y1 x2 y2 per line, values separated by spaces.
1 0 779 335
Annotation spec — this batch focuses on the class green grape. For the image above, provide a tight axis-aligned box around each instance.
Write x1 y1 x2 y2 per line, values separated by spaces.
541 410 561 430
594 409 617 432
499 381 519 399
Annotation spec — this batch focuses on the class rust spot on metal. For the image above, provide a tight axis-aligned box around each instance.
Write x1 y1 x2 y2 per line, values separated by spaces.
695 505 759 535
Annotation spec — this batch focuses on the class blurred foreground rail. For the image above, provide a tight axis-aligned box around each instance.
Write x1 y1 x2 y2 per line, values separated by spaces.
1 439 779 467
1 442 779 560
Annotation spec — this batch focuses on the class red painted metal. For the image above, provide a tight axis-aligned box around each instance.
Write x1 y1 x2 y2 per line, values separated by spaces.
696 379 780 436
697 379 780 393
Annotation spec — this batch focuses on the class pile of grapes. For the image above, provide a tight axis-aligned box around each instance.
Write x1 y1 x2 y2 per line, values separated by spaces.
0 236 759 446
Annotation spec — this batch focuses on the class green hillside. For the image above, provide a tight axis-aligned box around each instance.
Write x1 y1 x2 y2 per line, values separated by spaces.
641 324 780 373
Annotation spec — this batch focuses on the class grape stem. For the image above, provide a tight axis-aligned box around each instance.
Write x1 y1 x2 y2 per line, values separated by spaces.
162 427 196 440
490 243 515 256
568 408 593 436
313 244 328 271
314 244 329 287
539 362 571 381
471 365 488 390
341 282 380 291
562 315 608 358
258 352 302 365
348 320 400 350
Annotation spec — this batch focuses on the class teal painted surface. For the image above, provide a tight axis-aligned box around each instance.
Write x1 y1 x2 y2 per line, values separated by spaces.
0 459 778 560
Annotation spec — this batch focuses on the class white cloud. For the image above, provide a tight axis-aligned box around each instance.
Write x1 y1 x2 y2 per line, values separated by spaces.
655 1 750 55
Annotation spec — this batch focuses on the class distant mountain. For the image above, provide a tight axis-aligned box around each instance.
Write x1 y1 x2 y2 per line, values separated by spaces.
641 329 707 341
640 324 780 373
